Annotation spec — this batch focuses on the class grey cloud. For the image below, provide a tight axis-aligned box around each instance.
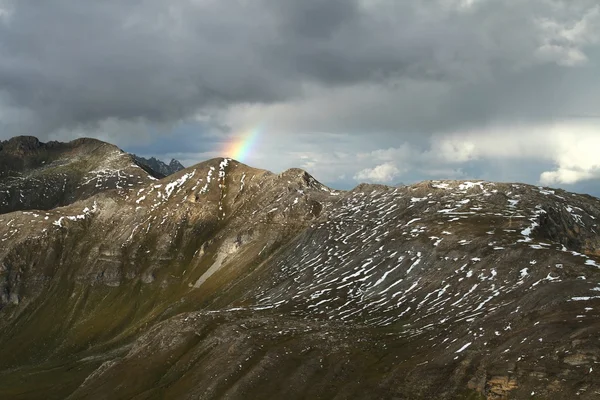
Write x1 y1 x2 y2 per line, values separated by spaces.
1 0 599 139
271 0 359 39
0 1 293 134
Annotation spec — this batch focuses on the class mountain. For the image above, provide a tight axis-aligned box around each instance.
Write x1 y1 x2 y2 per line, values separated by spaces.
132 155 185 178
1 139 600 399
0 136 161 215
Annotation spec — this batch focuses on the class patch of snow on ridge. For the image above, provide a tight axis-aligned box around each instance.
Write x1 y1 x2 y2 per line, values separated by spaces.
456 342 472 353
219 158 229 179
240 173 246 191
519 206 546 243
405 218 421 227
431 182 451 189
165 171 195 199
458 181 484 191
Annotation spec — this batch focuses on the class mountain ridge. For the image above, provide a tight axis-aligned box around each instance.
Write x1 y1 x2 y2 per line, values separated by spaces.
0 136 600 399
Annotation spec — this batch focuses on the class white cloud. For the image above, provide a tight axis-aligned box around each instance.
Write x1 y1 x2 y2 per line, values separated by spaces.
539 168 597 185
354 162 402 183
539 131 600 184
345 121 600 187
428 122 600 185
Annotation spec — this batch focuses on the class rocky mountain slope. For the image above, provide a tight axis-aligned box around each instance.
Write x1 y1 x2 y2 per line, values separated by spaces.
132 155 185 178
0 138 600 399
0 136 160 215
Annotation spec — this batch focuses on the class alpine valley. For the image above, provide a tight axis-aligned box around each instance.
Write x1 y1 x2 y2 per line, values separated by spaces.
1 136 600 400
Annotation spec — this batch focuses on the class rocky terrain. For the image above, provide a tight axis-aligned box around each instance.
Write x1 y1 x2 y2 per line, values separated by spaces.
132 155 185 178
0 136 161 215
1 137 600 399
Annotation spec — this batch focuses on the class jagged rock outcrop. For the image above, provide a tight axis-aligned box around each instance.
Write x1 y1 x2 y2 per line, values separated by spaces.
132 155 185 178
0 141 600 399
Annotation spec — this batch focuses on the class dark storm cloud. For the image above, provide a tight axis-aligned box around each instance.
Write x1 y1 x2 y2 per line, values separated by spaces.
0 0 598 139
0 0 296 133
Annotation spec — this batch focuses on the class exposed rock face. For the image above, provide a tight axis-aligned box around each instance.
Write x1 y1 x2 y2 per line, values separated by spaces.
536 203 600 256
0 136 161 215
0 143 600 399
132 155 185 177
485 376 519 399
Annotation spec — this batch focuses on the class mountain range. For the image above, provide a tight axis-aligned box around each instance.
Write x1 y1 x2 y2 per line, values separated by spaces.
1 136 599 399
132 155 185 178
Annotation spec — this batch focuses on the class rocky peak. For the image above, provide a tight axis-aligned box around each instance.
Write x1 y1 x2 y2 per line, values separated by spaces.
132 155 185 177
168 158 185 171
0 136 117 157
0 135 161 215
0 135 43 154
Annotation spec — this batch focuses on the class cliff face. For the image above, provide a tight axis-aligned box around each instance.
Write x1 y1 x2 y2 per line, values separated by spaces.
0 139 600 399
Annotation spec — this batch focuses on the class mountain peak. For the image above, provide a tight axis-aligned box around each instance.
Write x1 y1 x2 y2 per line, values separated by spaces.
169 158 185 170
0 136 120 158
132 154 185 177
0 135 42 153
0 135 160 214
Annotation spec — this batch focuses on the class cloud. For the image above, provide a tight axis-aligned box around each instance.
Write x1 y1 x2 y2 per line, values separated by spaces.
354 162 402 183
0 0 598 139
349 121 600 186
538 131 600 185
433 123 600 186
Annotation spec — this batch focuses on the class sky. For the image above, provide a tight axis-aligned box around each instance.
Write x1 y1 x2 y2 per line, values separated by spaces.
1 0 600 194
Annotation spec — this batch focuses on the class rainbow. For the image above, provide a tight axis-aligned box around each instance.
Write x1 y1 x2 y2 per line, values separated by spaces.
224 128 260 162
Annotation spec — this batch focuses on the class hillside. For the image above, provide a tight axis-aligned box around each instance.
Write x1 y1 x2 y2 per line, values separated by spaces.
0 141 599 399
